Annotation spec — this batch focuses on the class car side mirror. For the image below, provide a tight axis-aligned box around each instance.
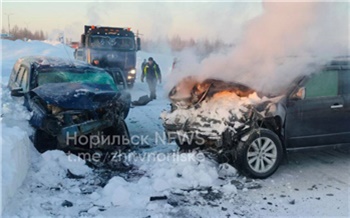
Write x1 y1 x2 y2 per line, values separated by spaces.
136 37 141 51
290 87 305 101
11 87 24 97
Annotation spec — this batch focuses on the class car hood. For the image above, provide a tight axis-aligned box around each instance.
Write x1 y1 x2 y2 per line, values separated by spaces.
168 77 256 108
32 83 120 110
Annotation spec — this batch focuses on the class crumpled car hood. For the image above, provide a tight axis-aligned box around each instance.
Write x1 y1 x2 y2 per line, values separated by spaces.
168 77 255 109
31 83 119 110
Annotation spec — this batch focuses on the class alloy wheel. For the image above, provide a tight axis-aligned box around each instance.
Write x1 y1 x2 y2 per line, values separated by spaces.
246 137 277 173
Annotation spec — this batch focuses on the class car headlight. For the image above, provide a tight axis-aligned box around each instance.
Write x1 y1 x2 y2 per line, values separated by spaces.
128 69 136 75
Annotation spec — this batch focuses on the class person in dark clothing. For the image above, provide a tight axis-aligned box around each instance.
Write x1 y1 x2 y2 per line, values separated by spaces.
141 57 161 100
92 59 101 67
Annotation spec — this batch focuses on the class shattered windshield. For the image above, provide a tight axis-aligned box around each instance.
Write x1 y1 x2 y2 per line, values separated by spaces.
89 35 135 50
38 69 118 91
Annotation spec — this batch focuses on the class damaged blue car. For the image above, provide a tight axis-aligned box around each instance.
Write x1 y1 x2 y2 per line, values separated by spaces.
8 56 131 153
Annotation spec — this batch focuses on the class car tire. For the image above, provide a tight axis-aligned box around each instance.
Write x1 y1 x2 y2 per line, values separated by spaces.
232 128 283 179
114 119 131 148
33 129 57 153
124 102 131 119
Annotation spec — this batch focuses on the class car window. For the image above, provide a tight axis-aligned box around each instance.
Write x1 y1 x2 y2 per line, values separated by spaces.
113 71 126 90
20 68 29 91
90 36 135 50
304 70 339 99
13 61 21 79
15 67 25 86
10 62 21 83
340 69 350 95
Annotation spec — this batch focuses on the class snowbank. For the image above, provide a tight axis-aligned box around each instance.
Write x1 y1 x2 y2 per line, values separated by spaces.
1 39 74 214
35 150 92 187
100 152 220 207
0 84 32 214
1 39 74 81
94 152 239 217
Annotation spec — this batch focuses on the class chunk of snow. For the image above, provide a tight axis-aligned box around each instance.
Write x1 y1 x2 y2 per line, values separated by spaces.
222 183 238 194
218 163 238 178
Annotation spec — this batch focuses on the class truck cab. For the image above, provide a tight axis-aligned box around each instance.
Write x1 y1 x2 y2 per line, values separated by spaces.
75 25 141 88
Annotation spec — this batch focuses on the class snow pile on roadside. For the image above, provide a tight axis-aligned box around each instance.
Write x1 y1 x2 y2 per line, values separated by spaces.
2 150 93 217
94 152 238 216
37 150 92 187
161 91 265 138
1 39 74 80
102 152 219 204
1 84 32 214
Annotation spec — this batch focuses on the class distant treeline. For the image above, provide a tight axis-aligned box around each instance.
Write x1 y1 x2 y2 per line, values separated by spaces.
1 26 231 58
2 25 47 40
142 35 233 58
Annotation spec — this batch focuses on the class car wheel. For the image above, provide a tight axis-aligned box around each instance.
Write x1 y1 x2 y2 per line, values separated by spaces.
113 119 131 148
124 102 131 119
232 128 283 179
33 129 57 153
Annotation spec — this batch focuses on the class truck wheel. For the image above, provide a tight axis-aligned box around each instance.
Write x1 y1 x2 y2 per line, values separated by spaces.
33 129 57 153
232 128 283 179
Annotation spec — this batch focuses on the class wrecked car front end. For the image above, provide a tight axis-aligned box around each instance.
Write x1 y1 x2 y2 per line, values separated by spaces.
161 77 285 154
29 83 128 151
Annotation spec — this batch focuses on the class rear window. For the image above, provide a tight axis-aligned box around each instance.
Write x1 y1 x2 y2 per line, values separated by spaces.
305 70 339 99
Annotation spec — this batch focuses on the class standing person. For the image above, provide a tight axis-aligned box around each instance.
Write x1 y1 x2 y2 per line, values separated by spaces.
141 57 161 100
172 57 178 71
92 59 101 67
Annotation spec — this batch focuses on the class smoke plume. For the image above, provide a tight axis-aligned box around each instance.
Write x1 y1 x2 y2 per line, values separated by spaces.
170 2 349 94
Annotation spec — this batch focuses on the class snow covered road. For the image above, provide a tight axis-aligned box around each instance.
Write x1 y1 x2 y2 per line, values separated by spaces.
1 39 350 217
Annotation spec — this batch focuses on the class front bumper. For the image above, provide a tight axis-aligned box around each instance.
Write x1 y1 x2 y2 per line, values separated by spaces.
163 121 223 144
57 119 114 148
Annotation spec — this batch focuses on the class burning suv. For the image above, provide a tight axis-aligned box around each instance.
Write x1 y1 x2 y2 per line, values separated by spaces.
162 58 350 178
8 56 131 153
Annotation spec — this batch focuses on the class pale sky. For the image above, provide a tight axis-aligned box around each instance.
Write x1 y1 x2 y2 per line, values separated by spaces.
2 1 263 42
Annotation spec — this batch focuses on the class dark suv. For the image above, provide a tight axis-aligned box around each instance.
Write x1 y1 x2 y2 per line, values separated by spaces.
8 56 131 153
162 58 350 178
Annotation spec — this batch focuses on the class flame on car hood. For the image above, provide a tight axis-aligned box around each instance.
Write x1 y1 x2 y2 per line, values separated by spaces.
168 77 255 108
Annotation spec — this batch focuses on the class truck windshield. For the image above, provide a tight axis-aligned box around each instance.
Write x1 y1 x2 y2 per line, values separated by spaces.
89 35 135 50
38 69 118 91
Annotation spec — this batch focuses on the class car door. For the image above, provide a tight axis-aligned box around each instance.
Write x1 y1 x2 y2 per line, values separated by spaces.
285 69 349 148
339 67 350 141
